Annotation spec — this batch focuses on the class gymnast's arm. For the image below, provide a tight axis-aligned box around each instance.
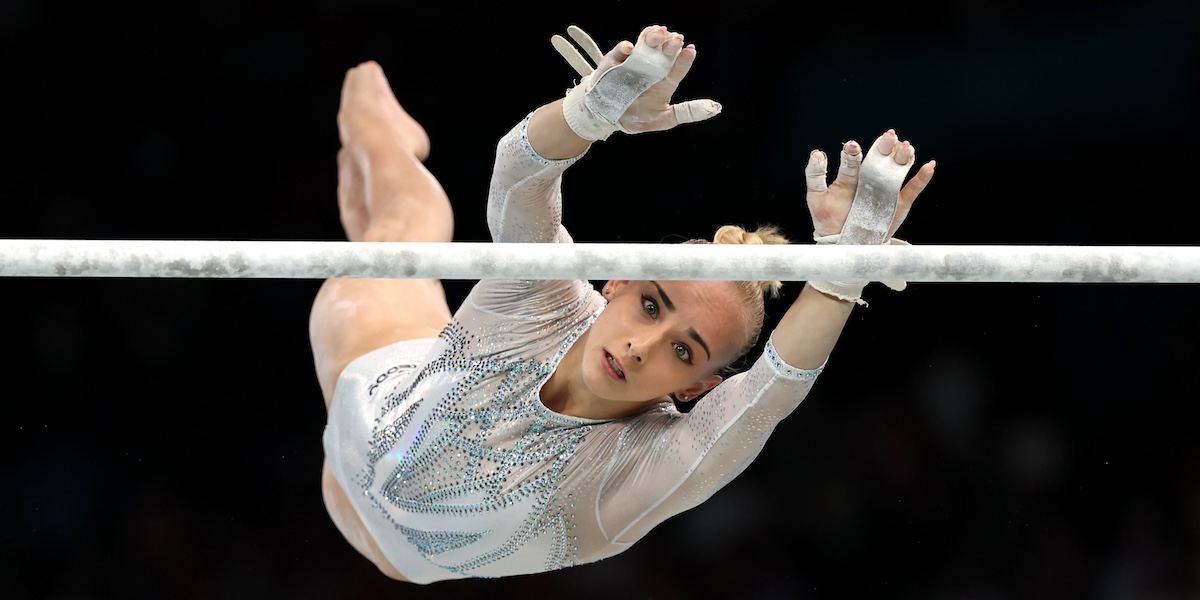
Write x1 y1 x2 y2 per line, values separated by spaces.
475 98 601 248
595 141 937 543
477 99 593 246
773 139 936 369
485 25 719 246
477 24 718 313
527 100 591 161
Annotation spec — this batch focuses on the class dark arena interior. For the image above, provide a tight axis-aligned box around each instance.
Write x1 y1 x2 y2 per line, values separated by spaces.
2 2 1199 598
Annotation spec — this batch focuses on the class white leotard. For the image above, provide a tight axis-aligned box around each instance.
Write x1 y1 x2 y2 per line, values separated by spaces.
322 114 822 583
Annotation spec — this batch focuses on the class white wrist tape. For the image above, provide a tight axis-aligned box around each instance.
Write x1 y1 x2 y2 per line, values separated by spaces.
808 236 911 305
807 279 870 305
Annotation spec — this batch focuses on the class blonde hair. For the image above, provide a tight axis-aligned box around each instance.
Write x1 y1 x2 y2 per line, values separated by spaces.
684 224 791 361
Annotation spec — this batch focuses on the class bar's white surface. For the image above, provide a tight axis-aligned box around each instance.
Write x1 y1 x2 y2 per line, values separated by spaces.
1 240 1198 282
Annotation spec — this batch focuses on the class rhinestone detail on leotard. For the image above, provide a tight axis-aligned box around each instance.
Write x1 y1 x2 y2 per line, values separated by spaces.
354 315 604 575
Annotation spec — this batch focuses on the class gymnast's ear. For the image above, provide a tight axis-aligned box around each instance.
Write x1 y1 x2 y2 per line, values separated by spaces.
676 374 722 401
602 280 630 299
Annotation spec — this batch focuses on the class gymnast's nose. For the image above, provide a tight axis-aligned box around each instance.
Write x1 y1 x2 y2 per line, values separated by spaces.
625 327 664 365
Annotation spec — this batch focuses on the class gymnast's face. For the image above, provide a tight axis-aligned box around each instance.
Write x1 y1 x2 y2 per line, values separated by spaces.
583 280 746 405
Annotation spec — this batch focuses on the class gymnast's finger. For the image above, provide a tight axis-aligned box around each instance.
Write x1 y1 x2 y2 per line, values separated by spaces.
594 40 634 73
899 160 936 208
894 139 915 166
671 99 722 125
805 150 829 192
663 43 697 88
833 140 862 188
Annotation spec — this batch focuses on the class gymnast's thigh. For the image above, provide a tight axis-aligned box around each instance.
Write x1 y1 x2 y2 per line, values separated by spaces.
309 276 451 410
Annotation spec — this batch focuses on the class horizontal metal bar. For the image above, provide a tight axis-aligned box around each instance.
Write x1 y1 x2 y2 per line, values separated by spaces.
1 240 1197 282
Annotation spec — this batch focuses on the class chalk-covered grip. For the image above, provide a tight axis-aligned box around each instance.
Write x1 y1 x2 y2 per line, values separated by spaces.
808 134 916 305
553 24 719 140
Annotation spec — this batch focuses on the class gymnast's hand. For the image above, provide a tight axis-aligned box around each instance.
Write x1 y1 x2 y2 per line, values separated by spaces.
554 25 721 139
602 26 718 133
804 130 936 238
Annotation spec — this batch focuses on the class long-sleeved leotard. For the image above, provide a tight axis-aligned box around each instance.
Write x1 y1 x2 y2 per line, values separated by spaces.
322 114 823 584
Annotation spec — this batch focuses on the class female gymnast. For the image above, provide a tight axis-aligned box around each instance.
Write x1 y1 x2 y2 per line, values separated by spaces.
309 24 936 583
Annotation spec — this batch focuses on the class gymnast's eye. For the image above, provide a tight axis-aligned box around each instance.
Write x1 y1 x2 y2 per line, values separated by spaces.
642 296 658 317
674 343 692 363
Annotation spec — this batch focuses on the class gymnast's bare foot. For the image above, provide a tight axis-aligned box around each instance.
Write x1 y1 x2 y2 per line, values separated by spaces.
337 61 431 162
334 61 453 243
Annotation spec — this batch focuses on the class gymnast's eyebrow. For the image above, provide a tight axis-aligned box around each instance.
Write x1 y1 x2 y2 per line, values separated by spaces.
650 281 711 361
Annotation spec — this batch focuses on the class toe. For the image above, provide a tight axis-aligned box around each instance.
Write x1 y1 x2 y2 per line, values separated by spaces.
349 61 382 86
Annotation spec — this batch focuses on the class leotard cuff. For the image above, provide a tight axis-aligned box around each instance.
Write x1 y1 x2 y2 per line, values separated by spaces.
764 337 824 382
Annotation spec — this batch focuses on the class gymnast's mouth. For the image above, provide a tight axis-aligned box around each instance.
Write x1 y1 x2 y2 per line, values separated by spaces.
603 350 626 381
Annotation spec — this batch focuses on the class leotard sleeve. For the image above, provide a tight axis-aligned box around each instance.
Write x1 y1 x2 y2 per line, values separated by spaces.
485 113 586 245
590 334 823 545
468 113 596 318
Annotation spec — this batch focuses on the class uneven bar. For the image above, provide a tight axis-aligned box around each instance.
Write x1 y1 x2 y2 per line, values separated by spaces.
0 240 1198 283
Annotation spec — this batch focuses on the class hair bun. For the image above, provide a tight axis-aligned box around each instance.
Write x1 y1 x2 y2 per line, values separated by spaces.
711 224 791 298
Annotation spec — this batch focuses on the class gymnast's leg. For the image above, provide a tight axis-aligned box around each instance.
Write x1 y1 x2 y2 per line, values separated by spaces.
309 60 455 409
309 61 454 582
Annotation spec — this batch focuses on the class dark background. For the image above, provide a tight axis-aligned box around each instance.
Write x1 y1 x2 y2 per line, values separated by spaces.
3 1 1199 598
